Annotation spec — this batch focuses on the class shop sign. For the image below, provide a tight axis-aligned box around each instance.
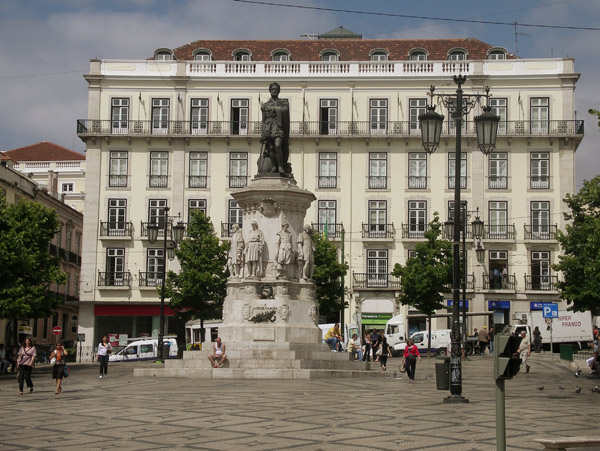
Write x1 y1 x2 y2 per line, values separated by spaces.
488 300 510 310
446 300 469 309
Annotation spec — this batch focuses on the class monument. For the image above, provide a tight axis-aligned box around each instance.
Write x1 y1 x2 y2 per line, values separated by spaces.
135 83 394 380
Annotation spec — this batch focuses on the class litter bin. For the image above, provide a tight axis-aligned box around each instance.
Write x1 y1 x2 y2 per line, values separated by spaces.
162 344 171 359
435 356 450 390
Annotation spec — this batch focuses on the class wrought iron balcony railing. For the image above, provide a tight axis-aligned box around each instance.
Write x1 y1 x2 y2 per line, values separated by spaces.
352 272 402 289
140 221 169 238
362 223 395 239
524 224 558 240
483 274 516 290
445 273 475 291
525 274 558 291
408 176 427 189
401 223 429 239
188 175 208 188
318 176 337 189
100 221 133 237
311 223 344 240
229 176 247 188
482 224 517 240
98 271 131 287
139 271 163 287
108 174 128 188
488 176 507 189
149 175 168 188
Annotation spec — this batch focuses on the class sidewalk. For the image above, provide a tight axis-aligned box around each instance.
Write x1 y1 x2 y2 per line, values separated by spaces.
1 352 598 450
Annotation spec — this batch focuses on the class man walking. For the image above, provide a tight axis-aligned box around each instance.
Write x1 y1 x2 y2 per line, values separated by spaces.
517 330 531 373
478 326 490 355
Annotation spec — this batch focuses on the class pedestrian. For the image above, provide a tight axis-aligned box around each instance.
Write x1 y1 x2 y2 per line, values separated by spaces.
0 343 9 373
517 330 531 374
586 340 598 374
7 345 17 373
532 326 543 353
489 327 495 355
478 326 490 355
362 332 371 362
379 336 392 371
370 329 380 362
403 338 421 380
97 335 113 379
16 337 36 395
49 342 68 394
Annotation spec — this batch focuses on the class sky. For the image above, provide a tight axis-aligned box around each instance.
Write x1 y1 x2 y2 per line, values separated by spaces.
0 0 598 190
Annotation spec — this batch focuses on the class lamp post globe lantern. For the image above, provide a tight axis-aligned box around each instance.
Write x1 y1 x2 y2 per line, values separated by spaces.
475 242 485 263
418 106 444 154
471 215 484 239
172 221 186 243
444 218 454 239
474 106 500 155
147 223 159 244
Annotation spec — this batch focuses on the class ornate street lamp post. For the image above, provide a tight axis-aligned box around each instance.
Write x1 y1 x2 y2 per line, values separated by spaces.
419 75 499 403
147 207 185 363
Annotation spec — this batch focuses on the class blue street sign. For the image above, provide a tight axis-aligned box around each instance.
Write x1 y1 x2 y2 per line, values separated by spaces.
447 300 469 309
530 302 544 310
488 300 510 310
542 302 558 319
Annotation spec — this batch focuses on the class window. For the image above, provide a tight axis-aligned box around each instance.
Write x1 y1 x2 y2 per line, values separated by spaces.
531 152 550 189
229 152 248 188
189 152 208 188
105 248 125 286
193 51 211 61
409 99 427 134
74 273 80 297
56 224 62 254
65 226 72 253
369 153 387 189
318 152 337 189
228 200 242 231
155 51 172 61
318 200 337 236
490 98 507 134
408 200 427 237
109 151 128 187
370 99 387 134
231 99 249 135
152 98 170 134
146 249 165 286
448 152 467 189
531 251 551 289
488 250 508 289
368 200 387 237
321 51 339 61
61 183 74 193
319 99 338 135
370 51 388 61
531 97 549 134
108 199 127 234
148 199 167 235
188 199 207 222
409 50 427 61
149 151 168 187
448 50 466 60
488 50 506 60
111 98 129 133
233 51 251 61
489 153 508 189
531 201 550 238
408 153 427 189
488 201 508 239
367 249 388 287
191 98 208 135
272 51 290 61
76 233 81 256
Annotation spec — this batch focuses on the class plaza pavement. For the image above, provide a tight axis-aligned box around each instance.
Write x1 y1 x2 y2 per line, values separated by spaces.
0 351 599 451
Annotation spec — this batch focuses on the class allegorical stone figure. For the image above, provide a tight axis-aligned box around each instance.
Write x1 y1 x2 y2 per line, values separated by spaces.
258 82 290 176
245 221 264 278
227 224 244 278
275 223 294 278
297 225 315 280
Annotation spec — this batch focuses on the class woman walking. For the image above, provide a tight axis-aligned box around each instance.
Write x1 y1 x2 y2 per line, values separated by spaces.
97 336 112 378
532 326 543 353
379 336 393 371
403 338 421 380
49 342 68 394
16 337 36 395
362 332 371 362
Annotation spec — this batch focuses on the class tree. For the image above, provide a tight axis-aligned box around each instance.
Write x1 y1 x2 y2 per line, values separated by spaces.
312 232 349 323
552 175 600 313
392 213 452 355
0 195 66 343
165 211 229 343
589 108 600 128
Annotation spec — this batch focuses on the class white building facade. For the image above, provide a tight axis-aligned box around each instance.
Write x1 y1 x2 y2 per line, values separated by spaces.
76 33 583 343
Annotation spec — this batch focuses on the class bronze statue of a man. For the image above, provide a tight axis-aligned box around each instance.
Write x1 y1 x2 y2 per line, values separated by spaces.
258 82 290 176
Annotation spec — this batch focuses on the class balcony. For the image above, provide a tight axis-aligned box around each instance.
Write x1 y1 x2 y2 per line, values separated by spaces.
98 271 131 287
362 223 395 239
141 221 169 238
448 176 467 190
67 251 81 266
488 176 507 189
483 274 516 290
189 175 208 188
311 223 344 240
524 224 558 240
108 175 128 188
318 176 337 189
368 176 387 189
149 175 168 188
445 273 475 291
77 119 584 140
530 176 550 189
408 176 427 189
229 176 247 188
100 221 133 238
401 223 429 239
525 274 559 291
482 224 516 240
353 273 401 289
139 271 163 287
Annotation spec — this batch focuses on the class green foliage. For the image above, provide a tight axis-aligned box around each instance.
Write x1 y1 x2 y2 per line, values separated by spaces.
589 108 600 128
165 211 229 321
312 232 349 320
552 175 600 313
392 213 452 315
0 195 66 319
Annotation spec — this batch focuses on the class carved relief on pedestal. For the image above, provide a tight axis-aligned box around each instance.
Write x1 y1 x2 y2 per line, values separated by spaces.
260 198 279 217
244 285 255 295
309 303 318 325
279 285 289 296
242 303 252 321
279 303 291 321
222 300 231 321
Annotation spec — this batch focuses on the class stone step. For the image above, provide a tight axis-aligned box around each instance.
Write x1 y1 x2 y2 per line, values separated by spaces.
167 357 376 371
183 349 353 362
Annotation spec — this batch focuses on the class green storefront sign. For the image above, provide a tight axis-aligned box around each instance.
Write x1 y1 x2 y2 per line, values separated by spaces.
361 313 393 325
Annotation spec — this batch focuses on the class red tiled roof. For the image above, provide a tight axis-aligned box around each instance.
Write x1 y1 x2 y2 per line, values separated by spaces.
167 38 517 61
6 142 85 162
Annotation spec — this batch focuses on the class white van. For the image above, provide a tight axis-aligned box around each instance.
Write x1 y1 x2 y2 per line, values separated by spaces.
109 338 178 362
392 329 451 357
384 315 407 351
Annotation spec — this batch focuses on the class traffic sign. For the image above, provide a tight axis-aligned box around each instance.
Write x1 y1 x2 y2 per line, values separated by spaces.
53 326 63 336
542 303 558 319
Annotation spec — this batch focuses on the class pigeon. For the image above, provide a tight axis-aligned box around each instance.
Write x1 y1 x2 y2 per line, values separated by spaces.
592 385 600 393
575 365 581 377
536 386 544 391
575 386 581 393
558 386 565 390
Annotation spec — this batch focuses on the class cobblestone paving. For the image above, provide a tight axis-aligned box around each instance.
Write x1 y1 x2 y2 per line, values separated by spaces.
0 352 598 450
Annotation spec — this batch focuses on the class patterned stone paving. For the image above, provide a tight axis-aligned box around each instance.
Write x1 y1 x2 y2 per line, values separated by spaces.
0 352 598 450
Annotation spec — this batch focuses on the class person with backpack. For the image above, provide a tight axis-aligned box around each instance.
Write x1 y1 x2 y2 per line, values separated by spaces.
403 338 421 380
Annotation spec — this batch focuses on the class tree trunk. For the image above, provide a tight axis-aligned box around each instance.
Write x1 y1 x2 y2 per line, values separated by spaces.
427 314 432 358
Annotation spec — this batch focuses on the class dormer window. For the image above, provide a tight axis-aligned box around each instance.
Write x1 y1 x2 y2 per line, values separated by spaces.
193 49 213 61
232 49 252 61
370 50 389 61
320 49 339 61
487 48 507 60
154 49 174 61
272 49 291 61
448 49 467 61
408 49 428 61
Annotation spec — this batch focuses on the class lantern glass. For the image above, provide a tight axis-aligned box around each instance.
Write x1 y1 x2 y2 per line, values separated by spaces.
147 224 159 244
167 242 176 261
172 222 186 243
474 107 500 155
444 219 454 239
475 242 485 263
471 216 484 239
419 106 444 154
